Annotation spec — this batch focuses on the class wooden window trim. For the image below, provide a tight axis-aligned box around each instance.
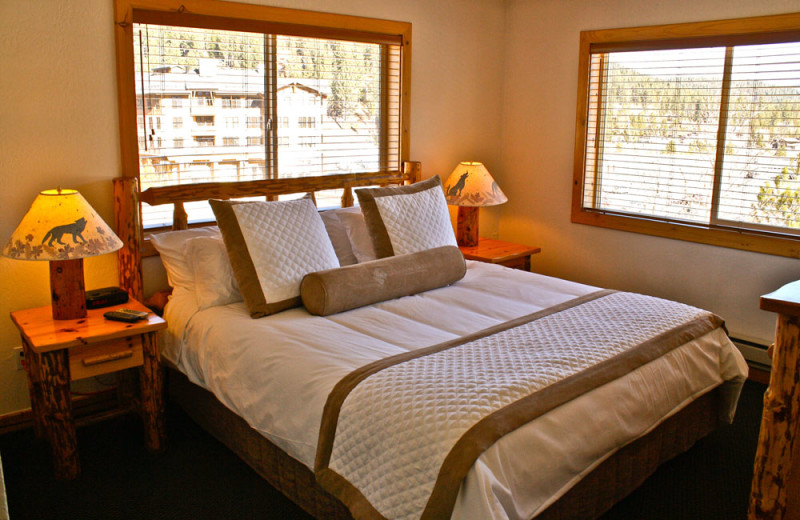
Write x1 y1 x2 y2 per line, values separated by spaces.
572 12 800 259
113 0 412 185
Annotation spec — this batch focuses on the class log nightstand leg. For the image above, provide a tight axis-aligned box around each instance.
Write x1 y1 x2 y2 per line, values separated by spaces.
749 313 800 520
139 332 165 452
21 338 46 439
38 350 79 480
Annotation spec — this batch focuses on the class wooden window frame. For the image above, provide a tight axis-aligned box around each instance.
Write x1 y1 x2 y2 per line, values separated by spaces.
113 0 412 226
572 12 800 258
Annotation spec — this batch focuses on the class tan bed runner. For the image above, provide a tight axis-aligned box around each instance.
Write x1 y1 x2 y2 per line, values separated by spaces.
315 290 724 520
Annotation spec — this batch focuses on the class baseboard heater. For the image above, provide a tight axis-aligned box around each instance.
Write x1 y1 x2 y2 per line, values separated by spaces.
731 337 771 370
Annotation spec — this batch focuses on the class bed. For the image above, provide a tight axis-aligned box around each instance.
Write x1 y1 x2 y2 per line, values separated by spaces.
113 162 748 520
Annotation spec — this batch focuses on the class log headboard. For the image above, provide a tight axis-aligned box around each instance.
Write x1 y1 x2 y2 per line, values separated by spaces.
112 162 422 301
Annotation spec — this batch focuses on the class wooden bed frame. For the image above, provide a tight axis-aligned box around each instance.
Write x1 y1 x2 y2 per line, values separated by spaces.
113 162 734 519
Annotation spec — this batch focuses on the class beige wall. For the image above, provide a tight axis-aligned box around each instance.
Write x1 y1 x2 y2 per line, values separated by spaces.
0 0 506 415
500 0 800 346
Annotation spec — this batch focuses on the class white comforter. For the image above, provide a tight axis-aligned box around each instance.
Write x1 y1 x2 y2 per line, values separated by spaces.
162 261 748 520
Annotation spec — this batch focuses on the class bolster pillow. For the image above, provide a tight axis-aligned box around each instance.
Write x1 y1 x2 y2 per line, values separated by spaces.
300 245 466 316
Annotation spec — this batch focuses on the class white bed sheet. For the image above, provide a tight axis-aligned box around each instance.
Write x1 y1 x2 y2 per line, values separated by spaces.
163 261 747 520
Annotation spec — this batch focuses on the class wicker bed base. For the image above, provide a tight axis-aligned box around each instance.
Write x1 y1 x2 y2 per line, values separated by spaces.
168 367 726 520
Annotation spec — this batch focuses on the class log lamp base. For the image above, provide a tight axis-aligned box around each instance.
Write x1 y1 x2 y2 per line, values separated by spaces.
456 206 480 247
49 258 87 320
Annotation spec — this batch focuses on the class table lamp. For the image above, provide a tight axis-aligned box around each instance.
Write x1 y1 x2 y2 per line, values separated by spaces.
2 189 123 320
443 161 507 247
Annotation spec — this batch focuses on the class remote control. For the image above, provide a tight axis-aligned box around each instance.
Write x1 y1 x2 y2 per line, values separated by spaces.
118 308 149 319
104 309 148 323
104 311 141 323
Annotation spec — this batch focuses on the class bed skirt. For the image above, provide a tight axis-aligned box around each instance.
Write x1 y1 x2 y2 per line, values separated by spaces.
167 367 728 520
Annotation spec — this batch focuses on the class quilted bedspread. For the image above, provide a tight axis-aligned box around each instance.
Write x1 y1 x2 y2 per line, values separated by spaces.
315 290 726 520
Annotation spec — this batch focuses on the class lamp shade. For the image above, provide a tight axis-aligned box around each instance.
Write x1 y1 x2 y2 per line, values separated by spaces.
443 161 508 207
3 189 122 261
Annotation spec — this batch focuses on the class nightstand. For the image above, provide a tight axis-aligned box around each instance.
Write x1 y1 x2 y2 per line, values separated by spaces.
10 298 166 479
459 238 541 271
749 280 800 519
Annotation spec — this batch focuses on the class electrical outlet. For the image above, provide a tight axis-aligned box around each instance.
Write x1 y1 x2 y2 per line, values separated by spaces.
13 346 24 371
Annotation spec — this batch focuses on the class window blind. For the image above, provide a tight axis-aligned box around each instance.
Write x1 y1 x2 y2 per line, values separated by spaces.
583 41 800 234
718 42 800 231
133 23 402 228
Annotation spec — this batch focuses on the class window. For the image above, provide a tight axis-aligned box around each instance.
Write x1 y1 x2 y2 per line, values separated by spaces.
298 136 318 148
193 115 214 127
573 13 800 258
192 91 214 107
195 136 215 147
221 96 240 108
298 116 316 129
116 0 410 229
223 137 239 146
171 97 184 108
172 118 183 129
174 138 184 148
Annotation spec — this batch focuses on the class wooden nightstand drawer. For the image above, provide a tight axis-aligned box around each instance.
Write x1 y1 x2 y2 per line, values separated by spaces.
69 336 144 380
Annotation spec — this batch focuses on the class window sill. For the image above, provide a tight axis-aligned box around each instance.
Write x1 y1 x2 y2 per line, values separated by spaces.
571 208 800 259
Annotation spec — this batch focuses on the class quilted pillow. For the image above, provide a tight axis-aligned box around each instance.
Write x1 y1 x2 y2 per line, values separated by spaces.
355 176 457 258
210 198 339 318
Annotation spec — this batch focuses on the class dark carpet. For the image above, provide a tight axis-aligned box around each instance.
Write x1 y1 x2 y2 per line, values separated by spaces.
0 380 766 520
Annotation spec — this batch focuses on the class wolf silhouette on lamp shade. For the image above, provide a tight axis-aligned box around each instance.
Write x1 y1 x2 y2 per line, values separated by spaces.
41 218 88 247
446 172 469 198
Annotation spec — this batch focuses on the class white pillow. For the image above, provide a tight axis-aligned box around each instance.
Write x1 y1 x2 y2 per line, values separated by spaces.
337 209 377 263
184 236 242 310
210 197 340 317
148 226 220 291
319 207 359 266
